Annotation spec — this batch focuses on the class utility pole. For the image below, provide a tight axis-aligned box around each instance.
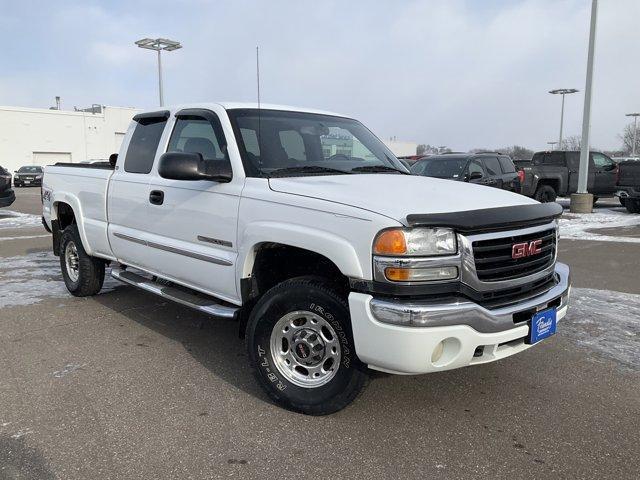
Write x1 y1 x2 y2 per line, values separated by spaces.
570 0 598 213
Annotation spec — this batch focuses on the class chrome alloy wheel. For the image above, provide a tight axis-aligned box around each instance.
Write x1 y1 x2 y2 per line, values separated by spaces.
64 241 80 283
269 310 341 388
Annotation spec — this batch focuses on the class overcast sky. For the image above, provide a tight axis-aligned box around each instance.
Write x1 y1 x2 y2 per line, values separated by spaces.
1 0 638 151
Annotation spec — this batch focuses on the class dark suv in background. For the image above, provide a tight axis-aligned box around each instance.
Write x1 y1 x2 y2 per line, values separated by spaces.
516 151 617 203
410 153 521 192
0 165 16 207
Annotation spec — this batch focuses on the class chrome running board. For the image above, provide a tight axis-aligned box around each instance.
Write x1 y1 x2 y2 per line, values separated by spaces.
111 268 239 319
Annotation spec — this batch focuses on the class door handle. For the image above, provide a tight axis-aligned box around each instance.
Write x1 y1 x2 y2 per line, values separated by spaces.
149 190 164 205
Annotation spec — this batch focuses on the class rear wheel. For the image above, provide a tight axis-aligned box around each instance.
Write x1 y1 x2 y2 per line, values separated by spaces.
592 196 599 206
619 197 628 207
625 199 640 214
246 276 367 415
59 224 105 296
534 185 557 203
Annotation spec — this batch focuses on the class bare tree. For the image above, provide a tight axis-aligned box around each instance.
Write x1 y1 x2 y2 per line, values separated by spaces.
416 144 427 155
619 123 640 155
560 135 581 150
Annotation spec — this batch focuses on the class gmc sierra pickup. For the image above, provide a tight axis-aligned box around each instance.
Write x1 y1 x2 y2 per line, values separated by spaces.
43 103 571 415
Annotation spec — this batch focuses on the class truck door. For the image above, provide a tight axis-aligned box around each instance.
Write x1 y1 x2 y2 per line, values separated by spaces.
481 156 504 189
566 152 596 194
107 111 170 270
592 153 617 195
144 108 242 304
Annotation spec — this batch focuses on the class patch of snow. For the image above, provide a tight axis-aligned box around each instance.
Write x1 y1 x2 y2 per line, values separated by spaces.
0 210 41 230
559 207 640 243
52 363 86 378
11 428 33 439
0 234 50 241
0 251 119 308
561 288 640 371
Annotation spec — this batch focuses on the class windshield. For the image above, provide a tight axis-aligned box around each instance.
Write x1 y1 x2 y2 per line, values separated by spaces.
227 109 407 177
18 166 42 173
411 157 467 179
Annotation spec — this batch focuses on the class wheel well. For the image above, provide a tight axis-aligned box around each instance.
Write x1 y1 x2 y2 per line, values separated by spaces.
536 179 559 192
55 202 76 230
238 243 349 337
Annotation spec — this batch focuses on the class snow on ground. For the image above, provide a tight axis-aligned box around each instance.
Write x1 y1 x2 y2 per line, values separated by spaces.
559 206 640 243
0 251 118 308
561 288 640 371
0 210 41 229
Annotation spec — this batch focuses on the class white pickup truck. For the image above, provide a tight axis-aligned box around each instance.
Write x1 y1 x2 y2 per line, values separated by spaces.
43 103 570 415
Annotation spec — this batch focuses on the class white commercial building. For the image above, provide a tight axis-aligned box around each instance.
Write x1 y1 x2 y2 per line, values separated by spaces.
383 139 418 157
0 105 139 172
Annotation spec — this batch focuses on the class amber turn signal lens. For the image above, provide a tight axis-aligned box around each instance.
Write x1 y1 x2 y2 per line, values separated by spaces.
384 267 411 281
373 229 407 255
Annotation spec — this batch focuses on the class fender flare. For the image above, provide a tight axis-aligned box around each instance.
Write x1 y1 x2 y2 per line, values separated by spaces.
50 192 94 256
237 221 365 285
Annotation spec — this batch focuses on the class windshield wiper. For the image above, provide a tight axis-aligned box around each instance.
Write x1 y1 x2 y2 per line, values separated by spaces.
350 165 407 174
269 165 350 177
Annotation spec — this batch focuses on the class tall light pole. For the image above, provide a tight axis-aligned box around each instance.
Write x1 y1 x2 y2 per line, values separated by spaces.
549 88 579 149
135 38 182 106
571 0 598 213
547 141 558 150
626 113 640 157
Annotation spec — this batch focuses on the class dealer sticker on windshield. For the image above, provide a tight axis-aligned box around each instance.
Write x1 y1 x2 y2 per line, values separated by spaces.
528 308 557 344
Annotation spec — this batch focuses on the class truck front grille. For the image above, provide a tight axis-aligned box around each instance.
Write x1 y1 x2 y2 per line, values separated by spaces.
472 228 556 282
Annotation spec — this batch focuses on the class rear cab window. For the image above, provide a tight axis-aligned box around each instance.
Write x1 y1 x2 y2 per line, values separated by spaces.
482 156 502 176
124 115 169 174
498 156 516 173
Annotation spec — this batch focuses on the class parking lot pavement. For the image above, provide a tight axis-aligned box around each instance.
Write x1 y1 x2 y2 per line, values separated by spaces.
1 190 639 479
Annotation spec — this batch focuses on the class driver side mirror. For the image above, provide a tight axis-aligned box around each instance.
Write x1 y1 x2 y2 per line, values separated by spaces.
158 152 232 183
466 171 483 181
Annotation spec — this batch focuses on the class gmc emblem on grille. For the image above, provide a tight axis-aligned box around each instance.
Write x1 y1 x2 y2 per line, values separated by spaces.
512 239 542 259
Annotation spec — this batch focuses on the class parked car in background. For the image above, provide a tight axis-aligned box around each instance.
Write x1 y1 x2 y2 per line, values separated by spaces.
13 165 44 187
516 151 617 203
0 165 16 207
612 156 640 163
411 153 521 192
615 160 640 213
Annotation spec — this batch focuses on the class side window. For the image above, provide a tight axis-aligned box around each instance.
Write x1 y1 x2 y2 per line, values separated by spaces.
240 128 260 156
467 159 484 176
124 118 168 174
483 156 502 176
542 152 565 165
498 156 516 173
279 130 306 161
593 153 614 169
167 117 229 163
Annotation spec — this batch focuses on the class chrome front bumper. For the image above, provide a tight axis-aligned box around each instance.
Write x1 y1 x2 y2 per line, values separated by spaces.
368 262 570 332
348 262 570 375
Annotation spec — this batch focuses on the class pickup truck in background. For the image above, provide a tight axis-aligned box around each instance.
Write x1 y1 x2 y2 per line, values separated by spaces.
516 150 618 203
42 103 571 414
615 160 640 213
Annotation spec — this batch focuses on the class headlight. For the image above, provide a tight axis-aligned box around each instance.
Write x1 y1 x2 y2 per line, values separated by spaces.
35 174 43 179
373 228 457 256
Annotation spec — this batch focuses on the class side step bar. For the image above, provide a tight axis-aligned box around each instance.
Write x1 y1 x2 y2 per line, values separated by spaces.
111 268 239 319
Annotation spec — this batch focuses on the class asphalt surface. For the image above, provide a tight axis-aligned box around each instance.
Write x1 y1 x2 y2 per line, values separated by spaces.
1 189 639 479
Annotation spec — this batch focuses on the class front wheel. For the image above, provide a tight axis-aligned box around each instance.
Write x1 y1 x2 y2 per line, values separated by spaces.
246 277 367 415
59 224 105 296
619 197 627 207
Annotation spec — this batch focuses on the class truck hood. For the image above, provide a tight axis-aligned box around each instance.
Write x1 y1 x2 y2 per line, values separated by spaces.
269 174 538 223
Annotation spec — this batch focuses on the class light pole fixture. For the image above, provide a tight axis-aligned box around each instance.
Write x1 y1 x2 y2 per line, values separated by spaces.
625 113 640 157
135 37 182 106
549 88 579 150
547 141 558 150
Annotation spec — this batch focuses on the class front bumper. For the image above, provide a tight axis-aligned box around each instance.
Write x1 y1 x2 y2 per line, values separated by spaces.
14 178 42 187
0 188 16 207
348 262 570 375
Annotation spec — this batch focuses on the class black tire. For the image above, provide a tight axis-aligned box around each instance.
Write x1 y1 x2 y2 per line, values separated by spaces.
59 224 105 296
592 196 599 206
246 276 368 415
534 185 557 203
625 199 640 214
619 197 627 207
